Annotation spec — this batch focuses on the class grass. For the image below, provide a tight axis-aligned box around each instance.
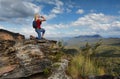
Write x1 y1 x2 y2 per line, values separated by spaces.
47 38 120 78
93 57 120 76
67 53 105 79
66 40 120 78
67 42 102 78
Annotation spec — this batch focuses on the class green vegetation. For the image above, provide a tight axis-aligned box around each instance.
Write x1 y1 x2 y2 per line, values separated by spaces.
48 39 120 78
58 41 65 52
67 41 103 78
43 68 50 75
66 39 120 78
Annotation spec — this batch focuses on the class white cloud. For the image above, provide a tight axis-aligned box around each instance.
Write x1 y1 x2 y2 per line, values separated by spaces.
74 29 80 32
76 9 84 14
51 7 63 14
111 21 120 27
43 23 69 32
0 25 5 29
33 0 64 14
33 0 64 20
71 13 120 35
41 14 56 20
21 26 36 37
65 30 97 37
0 0 40 21
51 0 64 14
33 0 57 5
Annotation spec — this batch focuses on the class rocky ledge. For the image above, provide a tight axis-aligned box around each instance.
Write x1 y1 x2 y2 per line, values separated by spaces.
0 29 71 79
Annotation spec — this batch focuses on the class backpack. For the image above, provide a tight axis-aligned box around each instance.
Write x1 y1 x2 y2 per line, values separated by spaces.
32 20 37 28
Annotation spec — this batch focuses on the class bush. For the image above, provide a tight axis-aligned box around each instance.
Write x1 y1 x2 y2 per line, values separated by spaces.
67 41 104 78
67 53 103 78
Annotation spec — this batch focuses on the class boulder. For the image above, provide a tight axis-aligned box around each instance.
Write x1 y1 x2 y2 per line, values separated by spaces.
48 59 72 79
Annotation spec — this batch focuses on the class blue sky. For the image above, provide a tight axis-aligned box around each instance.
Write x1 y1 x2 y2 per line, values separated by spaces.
0 0 120 38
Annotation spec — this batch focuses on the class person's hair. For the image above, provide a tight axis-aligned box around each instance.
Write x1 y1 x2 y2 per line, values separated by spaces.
34 13 39 21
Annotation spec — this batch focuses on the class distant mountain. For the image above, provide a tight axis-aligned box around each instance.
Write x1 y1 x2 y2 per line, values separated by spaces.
63 34 103 47
75 34 102 38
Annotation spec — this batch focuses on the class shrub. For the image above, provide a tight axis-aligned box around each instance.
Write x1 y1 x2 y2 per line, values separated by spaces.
43 68 50 75
67 41 103 78
67 53 102 78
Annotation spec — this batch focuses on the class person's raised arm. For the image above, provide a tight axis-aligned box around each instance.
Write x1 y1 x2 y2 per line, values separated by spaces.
41 16 46 21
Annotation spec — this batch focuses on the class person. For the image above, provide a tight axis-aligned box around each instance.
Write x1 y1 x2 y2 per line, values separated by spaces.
33 13 46 40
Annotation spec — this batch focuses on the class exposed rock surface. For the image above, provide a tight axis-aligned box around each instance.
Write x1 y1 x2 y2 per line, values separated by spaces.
0 29 63 79
0 39 58 79
48 59 72 79
0 29 25 41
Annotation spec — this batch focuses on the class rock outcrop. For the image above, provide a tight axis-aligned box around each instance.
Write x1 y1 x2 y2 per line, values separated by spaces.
0 29 71 79
0 29 60 79
0 29 25 41
0 38 58 79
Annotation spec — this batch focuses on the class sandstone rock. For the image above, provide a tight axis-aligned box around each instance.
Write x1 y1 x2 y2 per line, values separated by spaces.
0 40 15 55
48 59 72 79
0 29 25 41
0 65 17 76
0 29 71 79
0 38 58 79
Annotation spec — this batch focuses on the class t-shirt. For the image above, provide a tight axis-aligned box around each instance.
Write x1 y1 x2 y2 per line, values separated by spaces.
36 19 42 29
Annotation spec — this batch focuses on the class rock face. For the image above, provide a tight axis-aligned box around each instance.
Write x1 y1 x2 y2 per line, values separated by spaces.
0 29 73 79
0 39 58 79
0 29 25 41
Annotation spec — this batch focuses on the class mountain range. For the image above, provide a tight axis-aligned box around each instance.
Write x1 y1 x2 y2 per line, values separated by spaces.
74 34 102 38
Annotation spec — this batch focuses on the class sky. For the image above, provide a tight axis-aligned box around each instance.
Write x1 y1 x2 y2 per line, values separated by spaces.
0 0 120 38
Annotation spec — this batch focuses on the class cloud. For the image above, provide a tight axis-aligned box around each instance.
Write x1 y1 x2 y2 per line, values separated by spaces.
33 0 64 20
51 0 64 14
0 25 5 29
0 0 40 21
76 9 84 14
21 26 36 37
44 0 64 20
0 0 64 23
33 0 64 14
73 29 96 35
66 8 72 13
44 14 57 20
33 0 57 5
51 7 63 14
71 13 120 35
